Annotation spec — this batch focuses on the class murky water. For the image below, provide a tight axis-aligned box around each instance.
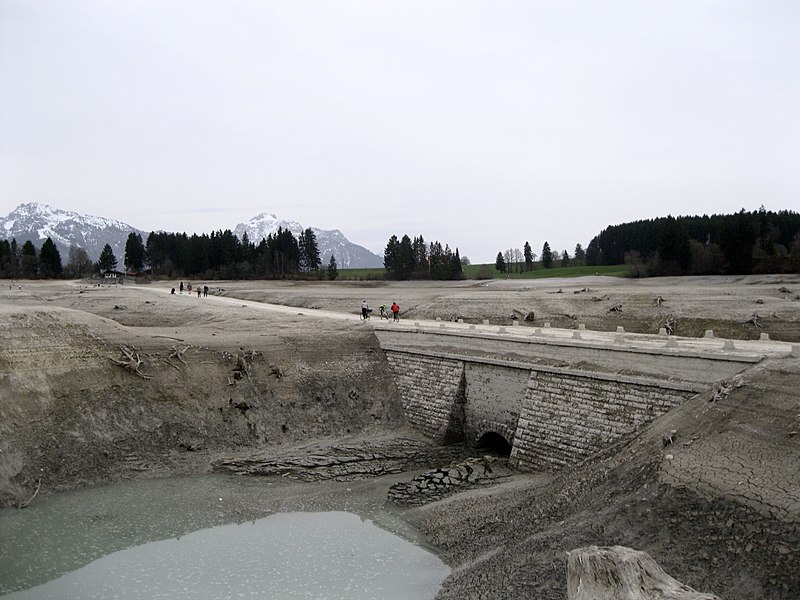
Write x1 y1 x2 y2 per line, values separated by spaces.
0 474 449 599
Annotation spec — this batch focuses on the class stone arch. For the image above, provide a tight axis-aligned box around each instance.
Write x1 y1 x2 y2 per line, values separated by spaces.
476 431 513 457
474 420 515 457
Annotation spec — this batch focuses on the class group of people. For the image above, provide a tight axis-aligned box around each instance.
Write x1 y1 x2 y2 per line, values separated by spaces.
171 281 209 297
361 300 400 321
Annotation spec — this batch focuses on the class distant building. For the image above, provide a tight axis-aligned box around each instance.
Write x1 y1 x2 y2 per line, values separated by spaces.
101 270 124 281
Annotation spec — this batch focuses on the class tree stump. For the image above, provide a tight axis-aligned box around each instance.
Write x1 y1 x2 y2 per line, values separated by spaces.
566 545 721 600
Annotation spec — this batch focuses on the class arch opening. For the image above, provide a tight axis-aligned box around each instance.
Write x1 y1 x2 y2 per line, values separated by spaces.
476 431 512 457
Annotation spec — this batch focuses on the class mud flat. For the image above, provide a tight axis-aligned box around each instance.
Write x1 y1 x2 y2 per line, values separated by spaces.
1 276 799 598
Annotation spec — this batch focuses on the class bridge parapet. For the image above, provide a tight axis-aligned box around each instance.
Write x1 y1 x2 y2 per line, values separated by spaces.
376 322 792 471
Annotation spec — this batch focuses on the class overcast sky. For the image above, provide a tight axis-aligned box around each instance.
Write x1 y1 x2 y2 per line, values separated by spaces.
1 1 798 263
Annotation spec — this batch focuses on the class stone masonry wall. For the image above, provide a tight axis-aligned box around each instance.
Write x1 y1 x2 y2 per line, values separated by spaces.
384 351 463 442
463 362 528 445
510 371 694 471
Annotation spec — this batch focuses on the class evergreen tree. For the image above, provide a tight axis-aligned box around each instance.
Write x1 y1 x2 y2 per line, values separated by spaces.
98 243 118 272
384 235 399 275
560 249 570 268
719 209 756 274
327 255 338 280
145 232 166 275
523 242 533 271
495 251 506 273
0 240 11 277
541 241 553 268
574 243 586 265
384 234 414 280
397 235 414 279
124 232 146 272
20 240 38 277
657 215 691 274
452 248 463 278
412 236 429 278
39 237 62 278
8 239 19 277
0 238 19 277
268 227 300 278
298 228 321 272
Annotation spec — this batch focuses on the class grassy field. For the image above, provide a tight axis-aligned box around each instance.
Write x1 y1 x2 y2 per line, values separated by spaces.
338 263 628 280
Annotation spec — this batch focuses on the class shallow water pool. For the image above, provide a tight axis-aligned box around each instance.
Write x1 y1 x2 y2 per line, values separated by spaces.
0 474 449 599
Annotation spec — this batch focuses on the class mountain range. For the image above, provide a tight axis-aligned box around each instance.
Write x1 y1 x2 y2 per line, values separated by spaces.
0 203 383 269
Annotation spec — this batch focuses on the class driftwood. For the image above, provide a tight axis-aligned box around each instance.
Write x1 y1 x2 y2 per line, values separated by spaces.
229 349 263 382
664 316 676 335
710 377 744 403
109 346 151 379
662 429 678 446
164 344 191 370
17 478 42 509
566 545 721 600
655 295 665 307
741 313 763 331
234 354 250 379
169 344 191 364
609 304 623 313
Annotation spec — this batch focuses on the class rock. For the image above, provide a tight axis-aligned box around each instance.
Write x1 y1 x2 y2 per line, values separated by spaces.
566 545 721 599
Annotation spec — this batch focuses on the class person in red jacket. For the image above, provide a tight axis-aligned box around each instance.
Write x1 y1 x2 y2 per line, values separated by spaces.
390 301 400 322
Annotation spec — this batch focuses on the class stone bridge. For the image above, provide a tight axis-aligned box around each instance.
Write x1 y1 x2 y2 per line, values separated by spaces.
373 321 797 472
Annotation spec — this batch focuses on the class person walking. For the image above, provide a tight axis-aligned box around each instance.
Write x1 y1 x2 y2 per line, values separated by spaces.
361 300 371 320
391 301 400 322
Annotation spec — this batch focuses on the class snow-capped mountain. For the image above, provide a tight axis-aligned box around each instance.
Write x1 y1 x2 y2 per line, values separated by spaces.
0 203 145 262
233 212 383 269
0 203 384 269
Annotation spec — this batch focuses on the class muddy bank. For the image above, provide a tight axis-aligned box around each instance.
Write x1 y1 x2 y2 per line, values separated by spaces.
0 285 404 506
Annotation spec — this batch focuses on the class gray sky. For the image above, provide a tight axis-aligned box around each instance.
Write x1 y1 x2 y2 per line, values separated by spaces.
1 1 798 263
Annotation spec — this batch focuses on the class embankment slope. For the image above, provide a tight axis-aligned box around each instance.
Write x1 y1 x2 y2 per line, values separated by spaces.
415 355 800 599
0 287 402 505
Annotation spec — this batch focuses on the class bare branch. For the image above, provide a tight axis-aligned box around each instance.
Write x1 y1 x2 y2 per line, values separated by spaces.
109 345 151 379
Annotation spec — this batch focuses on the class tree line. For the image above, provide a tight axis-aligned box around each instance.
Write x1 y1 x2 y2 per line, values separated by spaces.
494 241 586 273
585 208 800 275
0 238 65 279
383 234 463 280
0 227 335 280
